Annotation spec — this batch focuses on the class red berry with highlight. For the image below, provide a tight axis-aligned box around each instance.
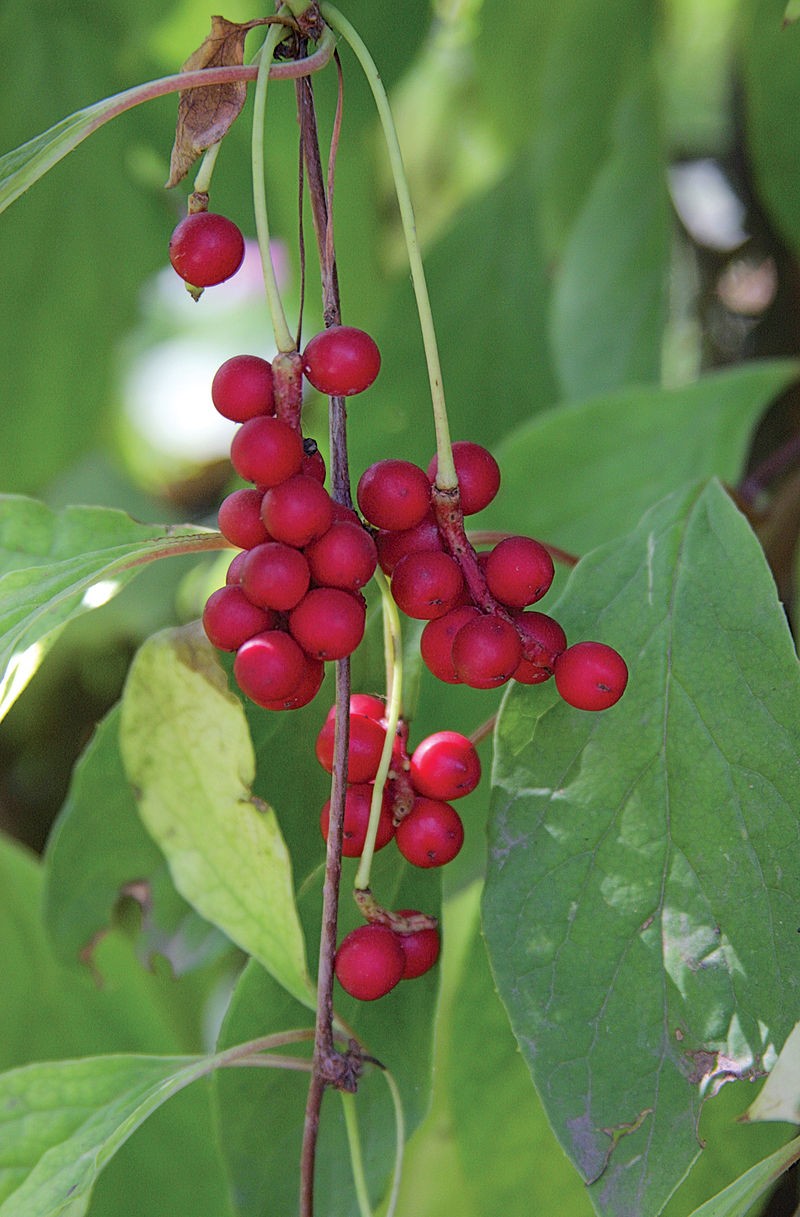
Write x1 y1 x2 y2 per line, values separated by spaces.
289 587 365 660
217 488 269 550
375 511 443 575
169 212 245 286
305 521 377 591
233 630 307 705
240 542 310 611
395 797 464 868
420 605 481 683
302 325 381 396
395 911 441 979
211 355 274 421
390 550 464 620
554 641 628 710
409 730 481 800
230 416 304 487
202 586 276 652
451 613 522 689
261 475 333 548
334 924 405 1000
320 783 395 856
357 460 431 532
259 655 324 712
315 712 387 783
512 611 567 683
427 441 501 515
485 535 555 608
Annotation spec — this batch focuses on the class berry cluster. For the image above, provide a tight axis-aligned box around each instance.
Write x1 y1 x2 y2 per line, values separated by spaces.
316 695 481 1001
360 443 628 711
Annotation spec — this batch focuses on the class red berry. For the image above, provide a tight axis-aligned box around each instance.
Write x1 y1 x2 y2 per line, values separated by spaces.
302 326 381 396
320 783 395 856
289 588 365 660
202 586 276 652
217 488 269 550
394 910 441 979
342 693 386 722
420 605 481 683
225 551 248 584
334 924 405 1000
409 730 481 800
241 542 310 611
261 475 333 548
395 796 464 868
304 521 377 591
234 630 307 704
315 712 387 783
451 613 522 689
554 641 628 710
211 355 274 421
375 511 443 575
301 440 327 484
169 212 245 287
259 655 324 712
512 611 567 683
427 441 501 515
230 416 304 487
485 536 555 608
357 460 431 532
391 550 464 620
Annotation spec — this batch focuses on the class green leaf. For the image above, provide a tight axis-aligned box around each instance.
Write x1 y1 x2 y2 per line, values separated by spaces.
745 1021 800 1123
119 623 313 1008
549 70 670 397
687 1138 800 1217
0 1052 223 1217
742 0 800 257
44 704 228 976
485 361 798 553
0 496 222 721
783 0 800 23
483 480 800 1217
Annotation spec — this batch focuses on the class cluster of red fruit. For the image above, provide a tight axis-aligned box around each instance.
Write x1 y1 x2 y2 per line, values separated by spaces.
316 694 481 1000
360 444 628 711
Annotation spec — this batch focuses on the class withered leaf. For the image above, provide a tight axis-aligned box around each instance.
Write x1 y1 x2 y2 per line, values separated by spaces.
167 15 266 188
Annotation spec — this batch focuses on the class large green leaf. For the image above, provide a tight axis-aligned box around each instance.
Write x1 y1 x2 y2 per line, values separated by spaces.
483 480 800 1217
0 1051 232 1217
119 623 313 1008
0 496 223 721
687 1137 800 1217
484 361 798 554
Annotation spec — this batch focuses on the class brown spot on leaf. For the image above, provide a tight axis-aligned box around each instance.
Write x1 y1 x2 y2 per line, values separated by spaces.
167 16 268 188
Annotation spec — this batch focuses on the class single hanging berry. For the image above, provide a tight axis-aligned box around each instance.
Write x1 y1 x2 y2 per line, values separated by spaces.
554 641 628 710
169 212 245 287
302 325 381 396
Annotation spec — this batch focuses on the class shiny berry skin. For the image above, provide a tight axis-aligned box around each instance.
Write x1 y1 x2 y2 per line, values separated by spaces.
304 521 377 591
225 550 248 585
211 355 274 421
315 712 387 783
340 693 386 722
259 655 324 712
261 475 333 548
375 511 443 575
217 488 270 550
230 416 304 487
320 783 395 856
240 542 310 611
334 924 405 1000
420 605 481 683
289 588 365 660
302 325 381 396
357 460 432 532
554 641 628 710
427 441 501 515
233 630 307 705
169 212 245 286
202 586 276 652
451 613 522 689
395 910 441 979
390 550 465 620
395 796 464 868
409 730 481 800
485 536 555 608
512 611 567 683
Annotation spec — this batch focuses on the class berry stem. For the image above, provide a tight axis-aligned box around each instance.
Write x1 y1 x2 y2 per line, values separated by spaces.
192 140 221 195
252 15 303 353
319 3 457 490
354 569 403 892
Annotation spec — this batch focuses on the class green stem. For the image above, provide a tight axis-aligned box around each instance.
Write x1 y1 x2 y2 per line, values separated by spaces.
354 569 403 891
251 16 302 352
381 1067 406 1217
193 140 221 194
341 1091 374 1217
319 3 457 489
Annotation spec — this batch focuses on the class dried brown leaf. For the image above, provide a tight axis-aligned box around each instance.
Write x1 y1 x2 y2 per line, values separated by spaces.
167 15 266 188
